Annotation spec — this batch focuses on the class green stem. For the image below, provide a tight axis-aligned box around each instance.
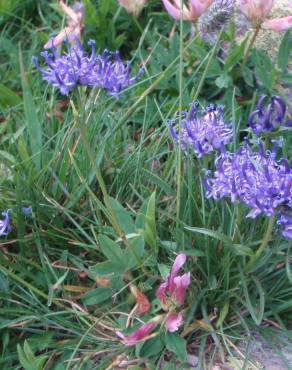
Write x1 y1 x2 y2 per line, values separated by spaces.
245 215 276 271
240 26 261 73
193 29 223 101
73 91 128 247
176 8 184 230
73 92 144 267
232 201 242 242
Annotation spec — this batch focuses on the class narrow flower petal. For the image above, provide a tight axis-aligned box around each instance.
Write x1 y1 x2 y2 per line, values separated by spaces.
34 40 141 96
156 281 168 305
169 103 232 157
116 322 156 346
118 0 147 16
162 0 186 20
248 95 289 134
205 144 292 223
240 0 275 26
165 312 184 332
262 16 292 32
277 212 292 239
173 272 191 305
0 209 12 236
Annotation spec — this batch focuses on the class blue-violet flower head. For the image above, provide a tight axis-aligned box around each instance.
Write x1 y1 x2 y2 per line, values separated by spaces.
205 143 292 219
0 209 12 236
33 39 96 95
248 95 292 135
33 40 142 97
277 211 292 239
86 50 142 97
169 102 233 158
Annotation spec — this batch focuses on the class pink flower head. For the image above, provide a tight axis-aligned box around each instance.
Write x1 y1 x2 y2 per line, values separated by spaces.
263 15 292 32
165 312 184 332
44 1 85 49
156 253 190 307
162 0 214 21
239 0 275 27
118 0 147 16
116 322 156 346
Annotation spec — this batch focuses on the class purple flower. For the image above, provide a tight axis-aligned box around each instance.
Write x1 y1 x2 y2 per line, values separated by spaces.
277 212 292 239
157 253 190 306
205 143 292 220
0 209 12 236
22 207 32 216
86 50 142 97
169 103 233 158
33 40 97 95
33 40 142 97
116 322 156 346
248 95 292 135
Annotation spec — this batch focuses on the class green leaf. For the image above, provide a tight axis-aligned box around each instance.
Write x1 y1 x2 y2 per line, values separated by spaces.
224 39 246 71
242 67 254 87
142 169 175 196
143 191 157 252
253 50 276 90
139 335 164 358
109 197 135 234
98 235 124 263
240 269 265 326
19 47 42 170
17 340 47 370
278 30 292 70
0 84 21 107
215 74 232 89
124 235 145 270
216 301 229 328
89 260 125 276
279 72 292 84
82 288 112 305
185 226 253 256
184 249 206 257
165 332 187 362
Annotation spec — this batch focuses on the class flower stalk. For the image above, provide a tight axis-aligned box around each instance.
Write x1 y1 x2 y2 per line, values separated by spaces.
72 91 129 247
245 215 276 271
240 25 260 73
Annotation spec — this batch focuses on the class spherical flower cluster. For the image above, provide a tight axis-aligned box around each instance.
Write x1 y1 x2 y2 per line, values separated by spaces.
205 143 292 238
169 103 233 158
248 95 292 135
33 40 142 96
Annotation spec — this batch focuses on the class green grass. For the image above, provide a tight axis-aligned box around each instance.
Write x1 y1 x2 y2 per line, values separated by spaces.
0 1 292 369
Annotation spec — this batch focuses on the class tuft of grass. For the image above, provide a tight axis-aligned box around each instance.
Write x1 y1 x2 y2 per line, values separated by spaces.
0 1 291 369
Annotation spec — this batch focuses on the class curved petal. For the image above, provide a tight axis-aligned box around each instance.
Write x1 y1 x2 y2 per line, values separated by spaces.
162 0 183 19
116 322 156 346
156 281 168 305
240 0 275 25
263 15 292 32
169 253 187 293
190 0 213 18
173 272 191 305
165 312 184 332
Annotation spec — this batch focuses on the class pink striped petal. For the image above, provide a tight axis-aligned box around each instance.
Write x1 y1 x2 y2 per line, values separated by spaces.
169 253 187 294
173 272 191 305
263 16 292 32
116 322 156 346
165 312 184 332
